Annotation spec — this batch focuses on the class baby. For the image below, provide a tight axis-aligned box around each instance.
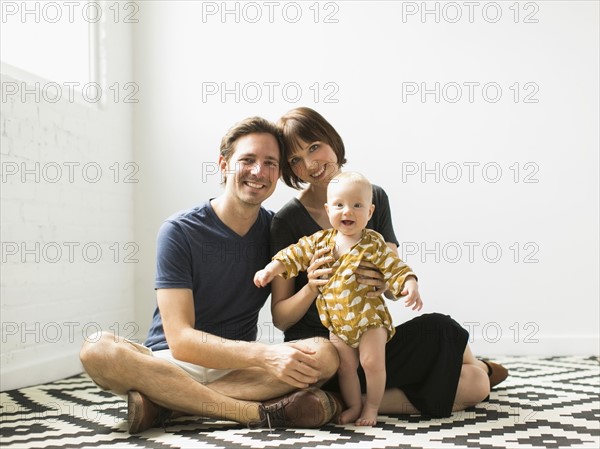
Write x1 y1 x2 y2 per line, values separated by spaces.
255 171 422 426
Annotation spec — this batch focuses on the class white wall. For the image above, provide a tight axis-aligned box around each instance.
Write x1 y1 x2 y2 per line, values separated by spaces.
1 8 135 390
132 1 599 356
1 2 597 392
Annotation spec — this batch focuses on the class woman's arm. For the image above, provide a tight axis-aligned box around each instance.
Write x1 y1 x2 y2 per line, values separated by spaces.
271 277 316 331
271 248 333 331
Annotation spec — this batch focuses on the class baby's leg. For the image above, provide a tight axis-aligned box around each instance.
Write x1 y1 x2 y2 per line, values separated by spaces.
330 333 361 424
356 327 388 426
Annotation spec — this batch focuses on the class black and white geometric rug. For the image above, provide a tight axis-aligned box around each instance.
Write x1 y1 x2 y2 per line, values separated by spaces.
1 356 599 449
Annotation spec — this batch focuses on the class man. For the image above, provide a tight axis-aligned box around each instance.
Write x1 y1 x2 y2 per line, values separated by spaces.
79 117 340 433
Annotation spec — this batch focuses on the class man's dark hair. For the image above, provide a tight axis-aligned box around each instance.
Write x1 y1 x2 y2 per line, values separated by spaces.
220 117 284 177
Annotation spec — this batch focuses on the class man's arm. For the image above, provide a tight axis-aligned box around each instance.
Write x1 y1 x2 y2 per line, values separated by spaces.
157 288 324 388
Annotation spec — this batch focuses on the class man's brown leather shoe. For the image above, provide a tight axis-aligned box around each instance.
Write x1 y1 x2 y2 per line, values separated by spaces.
251 387 341 429
127 391 172 433
480 360 509 388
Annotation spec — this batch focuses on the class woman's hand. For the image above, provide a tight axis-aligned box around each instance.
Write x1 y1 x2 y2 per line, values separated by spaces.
306 248 334 294
354 260 387 298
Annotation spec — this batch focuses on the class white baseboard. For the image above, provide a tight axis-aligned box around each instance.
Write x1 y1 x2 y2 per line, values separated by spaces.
468 335 600 357
1 350 83 392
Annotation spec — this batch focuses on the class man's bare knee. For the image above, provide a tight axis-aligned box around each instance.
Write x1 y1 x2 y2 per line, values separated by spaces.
80 332 113 366
302 337 340 381
80 331 135 393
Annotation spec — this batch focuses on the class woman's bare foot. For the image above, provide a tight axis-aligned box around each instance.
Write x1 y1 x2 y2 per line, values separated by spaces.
337 406 361 424
355 405 378 426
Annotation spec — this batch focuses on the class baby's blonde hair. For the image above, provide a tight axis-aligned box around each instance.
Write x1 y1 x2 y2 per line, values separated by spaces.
329 172 373 203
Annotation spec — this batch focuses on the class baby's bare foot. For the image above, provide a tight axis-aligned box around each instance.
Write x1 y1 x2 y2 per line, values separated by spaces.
355 405 378 426
337 406 361 424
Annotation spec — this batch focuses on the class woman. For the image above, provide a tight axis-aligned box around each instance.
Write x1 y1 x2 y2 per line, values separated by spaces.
270 107 508 420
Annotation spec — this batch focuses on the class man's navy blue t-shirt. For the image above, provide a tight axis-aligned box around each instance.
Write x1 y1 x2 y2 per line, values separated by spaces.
145 201 273 351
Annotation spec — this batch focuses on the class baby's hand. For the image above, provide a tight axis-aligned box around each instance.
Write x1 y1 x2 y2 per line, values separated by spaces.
400 278 423 311
254 270 273 288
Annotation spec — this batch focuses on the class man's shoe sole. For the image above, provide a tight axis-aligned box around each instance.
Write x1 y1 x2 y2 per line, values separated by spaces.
128 390 170 433
127 391 145 433
258 387 339 428
309 387 336 427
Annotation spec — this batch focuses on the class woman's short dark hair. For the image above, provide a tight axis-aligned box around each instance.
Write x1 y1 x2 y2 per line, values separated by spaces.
277 107 347 189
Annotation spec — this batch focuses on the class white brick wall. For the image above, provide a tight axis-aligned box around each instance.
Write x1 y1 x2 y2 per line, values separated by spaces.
1 63 135 390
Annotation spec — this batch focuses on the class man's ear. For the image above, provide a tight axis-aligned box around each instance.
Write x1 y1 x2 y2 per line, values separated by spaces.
218 155 230 183
324 203 330 214
218 155 227 172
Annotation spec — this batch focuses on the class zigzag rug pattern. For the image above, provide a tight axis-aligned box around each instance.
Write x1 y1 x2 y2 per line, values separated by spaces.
1 356 599 448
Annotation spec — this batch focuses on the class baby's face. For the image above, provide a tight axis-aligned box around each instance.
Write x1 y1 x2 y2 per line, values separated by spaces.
326 181 374 236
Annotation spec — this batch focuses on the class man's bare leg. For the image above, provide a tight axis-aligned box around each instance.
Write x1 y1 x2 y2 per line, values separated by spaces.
81 332 341 429
208 336 339 400
80 332 263 424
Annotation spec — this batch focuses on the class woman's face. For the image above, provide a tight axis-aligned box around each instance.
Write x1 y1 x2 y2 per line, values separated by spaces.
287 140 340 186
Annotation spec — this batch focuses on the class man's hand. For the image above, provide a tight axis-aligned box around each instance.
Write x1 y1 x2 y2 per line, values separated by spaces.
262 342 322 388
401 277 423 311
